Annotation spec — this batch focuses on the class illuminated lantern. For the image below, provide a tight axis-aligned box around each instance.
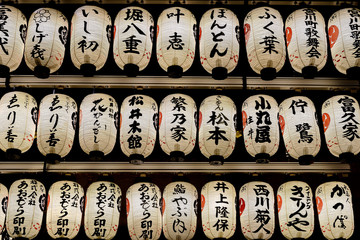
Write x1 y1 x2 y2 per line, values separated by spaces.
0 183 7 233
286 8 328 79
316 181 354 239
199 8 240 80
6 179 46 239
239 181 274 239
126 182 162 240
84 181 121 240
120 95 157 164
198 95 236 165
156 7 196 78
113 6 154 77
70 5 112 76
279 96 321 165
242 94 280 163
277 181 314 239
47 180 84 239
37 94 77 162
159 94 197 161
244 7 286 80
201 181 236 239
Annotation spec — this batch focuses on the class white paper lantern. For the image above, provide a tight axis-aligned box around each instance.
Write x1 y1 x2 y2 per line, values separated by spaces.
239 181 275 240
159 94 197 161
126 182 162 240
201 181 236 239
47 180 84 239
244 7 286 80
156 7 196 78
6 179 46 239
0 183 8 234
199 8 240 80
277 181 314 239
70 5 111 76
242 94 280 163
279 96 321 165
315 181 354 239
113 6 154 77
84 181 122 240
285 8 328 78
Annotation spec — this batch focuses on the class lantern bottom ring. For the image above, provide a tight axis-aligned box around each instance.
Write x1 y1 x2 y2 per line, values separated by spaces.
209 155 224 166
302 66 318 79
0 64 10 78
46 153 61 164
255 153 270 164
298 155 314 165
260 67 276 81
170 151 185 162
167 65 183 78
34 66 50 79
5 148 21 161
346 66 360 80
80 63 96 77
212 67 228 80
130 154 144 165
124 63 140 77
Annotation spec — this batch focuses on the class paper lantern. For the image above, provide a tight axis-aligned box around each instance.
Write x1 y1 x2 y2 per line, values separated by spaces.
239 181 275 239
199 8 240 80
277 181 314 239
6 179 46 239
47 180 84 239
113 6 154 77
286 8 328 78
84 181 122 240
156 7 196 78
201 181 236 239
120 94 157 164
316 181 354 239
159 94 197 161
70 5 111 76
279 96 321 165
126 182 162 240
0 183 8 234
198 95 236 165
244 7 286 80
242 94 280 163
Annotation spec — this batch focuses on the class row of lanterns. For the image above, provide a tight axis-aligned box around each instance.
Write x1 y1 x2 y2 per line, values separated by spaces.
0 4 360 80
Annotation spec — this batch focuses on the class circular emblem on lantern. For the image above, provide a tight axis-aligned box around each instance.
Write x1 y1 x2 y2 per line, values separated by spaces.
201 194 205 212
277 194 282 213
286 27 292 47
279 115 285 135
316 196 323 215
322 113 330 132
328 25 339 49
242 111 247 130
244 23 250 45
1 196 7 214
239 198 245 216
39 193 46 212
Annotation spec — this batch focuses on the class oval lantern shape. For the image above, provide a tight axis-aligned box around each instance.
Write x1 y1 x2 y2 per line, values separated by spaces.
199 8 240 80
279 96 321 165
156 7 196 78
79 93 118 159
242 94 280 163
0 5 27 78
198 95 236 165
277 181 314 239
70 5 112 77
239 181 275 239
113 6 154 77
0 183 8 234
37 94 78 162
47 180 84 239
159 94 197 161
286 8 328 79
120 94 157 164
126 182 162 240
6 179 46 239
84 181 122 240
244 7 286 80
201 181 236 239
24 8 68 79
315 181 354 239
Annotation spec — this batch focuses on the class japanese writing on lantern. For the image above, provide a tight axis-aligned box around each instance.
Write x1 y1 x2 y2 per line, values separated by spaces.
206 96 229 145
249 96 272 143
258 8 279 54
252 184 271 234
127 96 144 149
138 183 159 239
212 182 230 232
170 96 188 142
0 7 13 55
167 8 185 50
348 9 360 58
328 184 351 229
288 99 314 143
286 185 311 232
337 96 359 141
78 8 104 53
6 93 20 143
46 95 62 147
303 9 321 58
170 184 188 234
91 98 113 144
208 8 228 58
30 9 51 60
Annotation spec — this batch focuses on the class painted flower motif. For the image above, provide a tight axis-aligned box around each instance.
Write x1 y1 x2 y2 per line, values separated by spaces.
34 9 51 23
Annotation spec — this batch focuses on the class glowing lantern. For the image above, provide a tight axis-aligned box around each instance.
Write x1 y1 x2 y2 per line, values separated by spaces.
0 183 7 233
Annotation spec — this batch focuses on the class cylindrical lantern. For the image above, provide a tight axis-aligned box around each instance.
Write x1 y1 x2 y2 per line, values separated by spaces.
120 94 157 164
113 6 154 77
279 96 321 165
70 5 112 76
201 181 236 239
239 181 275 239
47 180 84 239
126 182 162 240
244 7 286 80
6 179 46 239
84 181 122 240
277 181 314 239
316 181 354 239
156 7 196 78
24 8 68 79
285 8 328 79
198 95 236 165
242 94 280 163
0 183 8 234
159 94 197 161
199 8 240 80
